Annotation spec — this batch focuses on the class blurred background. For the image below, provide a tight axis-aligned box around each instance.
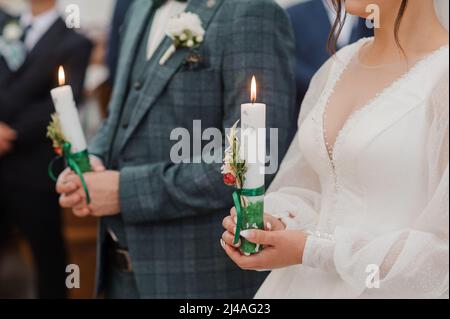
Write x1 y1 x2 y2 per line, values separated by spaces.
0 0 448 299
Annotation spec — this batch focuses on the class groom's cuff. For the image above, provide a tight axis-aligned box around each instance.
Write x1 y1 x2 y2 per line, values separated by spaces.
119 166 146 225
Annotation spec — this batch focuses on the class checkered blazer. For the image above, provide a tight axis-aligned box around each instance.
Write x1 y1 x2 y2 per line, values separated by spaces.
90 0 297 298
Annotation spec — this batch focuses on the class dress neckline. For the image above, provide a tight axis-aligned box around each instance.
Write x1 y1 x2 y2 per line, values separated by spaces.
321 38 449 164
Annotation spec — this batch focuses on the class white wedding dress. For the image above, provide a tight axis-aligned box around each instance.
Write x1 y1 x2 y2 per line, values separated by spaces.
255 38 449 299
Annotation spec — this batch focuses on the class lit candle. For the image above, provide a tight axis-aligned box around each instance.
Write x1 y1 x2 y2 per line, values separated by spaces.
241 76 266 189
237 75 266 255
50 66 87 153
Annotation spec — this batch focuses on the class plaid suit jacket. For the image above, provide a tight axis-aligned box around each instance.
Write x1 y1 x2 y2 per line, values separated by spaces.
90 0 297 298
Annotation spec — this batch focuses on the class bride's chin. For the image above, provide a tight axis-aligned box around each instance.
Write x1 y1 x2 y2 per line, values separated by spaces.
344 0 378 18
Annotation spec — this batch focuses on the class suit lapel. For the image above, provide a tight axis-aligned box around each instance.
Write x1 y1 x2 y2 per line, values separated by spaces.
118 0 224 152
20 18 65 71
110 0 154 112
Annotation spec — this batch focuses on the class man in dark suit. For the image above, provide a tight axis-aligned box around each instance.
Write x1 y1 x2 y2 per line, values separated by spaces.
0 0 92 298
287 0 373 107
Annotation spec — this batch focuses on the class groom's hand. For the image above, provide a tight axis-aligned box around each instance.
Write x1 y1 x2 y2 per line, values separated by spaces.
0 122 17 156
56 155 106 197
56 156 121 217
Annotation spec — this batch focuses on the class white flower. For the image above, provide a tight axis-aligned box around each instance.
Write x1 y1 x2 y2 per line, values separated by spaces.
2 22 23 42
179 33 187 41
160 12 206 65
166 12 205 39
195 35 204 43
221 163 234 175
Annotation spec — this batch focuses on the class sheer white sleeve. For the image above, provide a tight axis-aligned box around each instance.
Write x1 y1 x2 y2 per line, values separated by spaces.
302 72 450 298
265 61 332 230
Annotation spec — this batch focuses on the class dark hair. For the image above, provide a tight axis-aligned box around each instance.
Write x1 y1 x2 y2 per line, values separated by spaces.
328 0 409 54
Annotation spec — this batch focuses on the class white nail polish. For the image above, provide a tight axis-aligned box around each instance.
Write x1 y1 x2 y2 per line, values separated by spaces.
240 230 251 239
266 222 272 231
233 216 237 224
220 239 226 249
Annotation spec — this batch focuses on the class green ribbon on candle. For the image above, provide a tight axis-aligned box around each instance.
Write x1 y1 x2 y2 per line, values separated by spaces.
48 142 92 204
232 186 265 246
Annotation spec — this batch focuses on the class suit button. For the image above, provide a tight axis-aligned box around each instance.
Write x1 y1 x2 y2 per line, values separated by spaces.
134 81 142 91
122 122 129 129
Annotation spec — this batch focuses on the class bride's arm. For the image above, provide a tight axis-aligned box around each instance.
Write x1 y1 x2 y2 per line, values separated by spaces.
301 74 449 298
264 140 322 230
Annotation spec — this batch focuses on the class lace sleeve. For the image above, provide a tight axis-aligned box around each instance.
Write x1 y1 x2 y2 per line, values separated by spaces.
265 60 333 230
302 71 449 298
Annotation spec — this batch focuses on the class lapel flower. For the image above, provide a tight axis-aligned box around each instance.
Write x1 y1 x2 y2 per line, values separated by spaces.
2 21 23 42
159 12 205 66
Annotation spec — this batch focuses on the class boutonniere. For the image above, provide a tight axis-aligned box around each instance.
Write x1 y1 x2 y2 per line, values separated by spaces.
0 21 27 71
159 12 205 66
1 21 23 42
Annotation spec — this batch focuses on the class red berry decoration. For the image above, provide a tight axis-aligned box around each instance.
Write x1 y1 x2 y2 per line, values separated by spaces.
223 173 236 186
54 147 62 156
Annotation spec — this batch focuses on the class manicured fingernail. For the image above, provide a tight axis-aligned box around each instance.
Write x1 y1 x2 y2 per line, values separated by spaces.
266 222 272 231
240 230 252 239
233 216 237 224
234 239 241 247
220 239 226 249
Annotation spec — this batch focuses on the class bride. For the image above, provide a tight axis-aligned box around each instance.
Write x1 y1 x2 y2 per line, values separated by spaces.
221 0 449 298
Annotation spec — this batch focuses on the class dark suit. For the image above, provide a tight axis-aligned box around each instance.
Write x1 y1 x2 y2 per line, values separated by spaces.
90 0 297 298
0 15 92 298
287 0 373 107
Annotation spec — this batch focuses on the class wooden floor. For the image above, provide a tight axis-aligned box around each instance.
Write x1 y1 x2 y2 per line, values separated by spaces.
63 209 98 299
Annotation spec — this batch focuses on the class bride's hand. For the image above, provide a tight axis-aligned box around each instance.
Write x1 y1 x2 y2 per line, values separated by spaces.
221 228 308 270
221 207 286 247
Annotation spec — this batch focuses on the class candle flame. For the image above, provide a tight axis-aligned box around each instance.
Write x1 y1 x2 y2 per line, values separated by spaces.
251 75 257 103
58 66 65 86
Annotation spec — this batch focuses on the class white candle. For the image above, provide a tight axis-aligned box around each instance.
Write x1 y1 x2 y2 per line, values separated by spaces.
241 76 266 189
50 66 87 153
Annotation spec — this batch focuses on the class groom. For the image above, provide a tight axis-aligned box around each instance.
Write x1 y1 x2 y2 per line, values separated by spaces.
57 0 296 298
